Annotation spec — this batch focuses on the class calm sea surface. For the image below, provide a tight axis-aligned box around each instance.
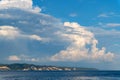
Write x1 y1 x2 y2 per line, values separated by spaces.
0 71 120 80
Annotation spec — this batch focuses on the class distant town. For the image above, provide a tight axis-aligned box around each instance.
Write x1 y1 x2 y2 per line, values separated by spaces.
0 63 97 71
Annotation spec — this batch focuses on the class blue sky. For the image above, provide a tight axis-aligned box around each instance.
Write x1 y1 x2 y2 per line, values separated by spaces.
0 0 120 70
33 0 120 25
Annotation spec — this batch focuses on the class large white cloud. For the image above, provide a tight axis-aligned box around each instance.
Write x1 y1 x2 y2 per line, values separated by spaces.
0 0 41 13
0 26 20 39
0 0 115 63
0 25 45 41
51 22 114 62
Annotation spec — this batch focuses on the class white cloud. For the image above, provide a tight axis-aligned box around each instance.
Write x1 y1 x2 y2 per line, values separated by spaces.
106 23 120 27
8 55 21 61
88 27 120 36
69 13 77 17
98 13 109 18
0 0 41 13
0 0 115 63
90 22 120 35
0 13 12 18
20 54 40 62
98 12 120 18
29 35 42 41
0 26 20 39
51 22 114 62
8 54 40 62
0 25 46 41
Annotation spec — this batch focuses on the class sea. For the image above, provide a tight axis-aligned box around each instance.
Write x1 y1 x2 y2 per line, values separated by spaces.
0 71 120 80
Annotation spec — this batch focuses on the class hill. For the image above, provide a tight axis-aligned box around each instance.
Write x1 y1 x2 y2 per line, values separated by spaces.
0 63 98 71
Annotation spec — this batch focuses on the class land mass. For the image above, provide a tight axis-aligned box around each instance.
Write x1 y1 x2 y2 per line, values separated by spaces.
0 63 97 71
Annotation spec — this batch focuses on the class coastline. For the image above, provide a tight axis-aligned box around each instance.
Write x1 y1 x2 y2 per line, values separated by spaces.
0 63 98 71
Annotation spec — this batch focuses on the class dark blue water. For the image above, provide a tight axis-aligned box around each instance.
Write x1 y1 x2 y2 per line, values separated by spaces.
0 71 120 80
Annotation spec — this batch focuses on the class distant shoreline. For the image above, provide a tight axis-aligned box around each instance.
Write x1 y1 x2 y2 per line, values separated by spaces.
0 63 98 71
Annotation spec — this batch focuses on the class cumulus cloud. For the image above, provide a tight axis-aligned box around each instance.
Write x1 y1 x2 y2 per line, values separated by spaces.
51 22 114 62
8 55 39 62
8 55 21 61
29 35 42 41
0 26 20 39
0 0 115 63
0 25 45 41
0 0 41 13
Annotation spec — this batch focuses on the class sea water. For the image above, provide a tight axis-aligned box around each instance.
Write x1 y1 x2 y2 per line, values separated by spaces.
0 71 120 80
